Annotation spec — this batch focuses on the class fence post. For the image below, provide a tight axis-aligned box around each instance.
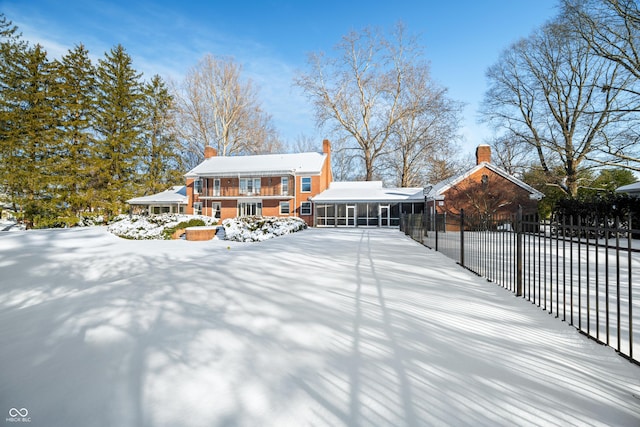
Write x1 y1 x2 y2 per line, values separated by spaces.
460 209 465 267
516 205 523 296
628 212 633 361
435 211 439 252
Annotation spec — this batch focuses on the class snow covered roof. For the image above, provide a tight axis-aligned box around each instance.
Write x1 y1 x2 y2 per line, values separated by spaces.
424 162 545 201
127 186 187 205
311 181 424 203
616 181 640 196
185 152 328 178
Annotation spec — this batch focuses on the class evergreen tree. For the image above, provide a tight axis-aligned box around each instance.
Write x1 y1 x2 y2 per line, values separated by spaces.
56 44 97 218
0 14 27 214
0 40 61 227
94 44 145 216
141 74 183 194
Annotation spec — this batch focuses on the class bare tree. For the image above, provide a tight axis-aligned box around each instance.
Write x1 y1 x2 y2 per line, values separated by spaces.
423 147 465 185
486 135 532 177
291 133 320 153
382 65 463 186
563 0 640 171
564 0 640 84
173 54 281 168
481 18 636 197
295 22 460 182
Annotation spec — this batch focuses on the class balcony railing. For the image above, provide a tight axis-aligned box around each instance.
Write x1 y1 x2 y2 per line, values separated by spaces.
197 187 294 198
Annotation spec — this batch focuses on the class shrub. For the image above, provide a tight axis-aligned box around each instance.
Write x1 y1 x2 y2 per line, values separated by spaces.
107 214 217 240
552 192 639 238
223 216 307 242
162 219 207 240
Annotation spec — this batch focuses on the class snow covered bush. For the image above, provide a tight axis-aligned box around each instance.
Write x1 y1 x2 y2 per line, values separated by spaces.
77 214 106 227
107 214 218 240
222 216 307 242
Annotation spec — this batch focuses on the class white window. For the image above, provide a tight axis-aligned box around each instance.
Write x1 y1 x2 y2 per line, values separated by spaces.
281 176 289 195
240 178 261 195
300 202 312 216
194 179 202 194
211 202 221 219
280 201 290 215
193 202 202 215
301 177 311 192
213 179 220 196
238 201 262 217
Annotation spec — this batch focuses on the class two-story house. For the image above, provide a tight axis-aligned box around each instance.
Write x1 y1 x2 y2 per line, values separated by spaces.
184 140 333 226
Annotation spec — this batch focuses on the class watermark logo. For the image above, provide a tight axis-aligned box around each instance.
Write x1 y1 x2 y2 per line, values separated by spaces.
6 408 30 423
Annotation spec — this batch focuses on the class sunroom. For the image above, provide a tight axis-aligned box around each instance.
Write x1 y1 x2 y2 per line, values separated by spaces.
311 181 425 227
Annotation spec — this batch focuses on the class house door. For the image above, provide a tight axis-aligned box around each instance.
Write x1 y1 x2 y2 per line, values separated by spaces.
346 205 356 226
379 205 390 227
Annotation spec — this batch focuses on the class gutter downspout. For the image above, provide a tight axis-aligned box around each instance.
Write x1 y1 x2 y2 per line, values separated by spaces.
292 169 297 221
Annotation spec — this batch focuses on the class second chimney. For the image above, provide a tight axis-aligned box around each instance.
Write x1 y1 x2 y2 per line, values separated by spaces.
204 145 217 159
476 144 491 165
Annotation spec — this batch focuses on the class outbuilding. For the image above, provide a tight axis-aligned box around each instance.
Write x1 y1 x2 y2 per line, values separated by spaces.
127 186 187 215
616 181 640 198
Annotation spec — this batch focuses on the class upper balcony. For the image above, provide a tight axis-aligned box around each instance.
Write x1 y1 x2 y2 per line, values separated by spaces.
196 187 294 199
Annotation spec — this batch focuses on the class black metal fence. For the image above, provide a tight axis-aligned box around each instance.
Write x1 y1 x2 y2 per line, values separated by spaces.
400 209 639 365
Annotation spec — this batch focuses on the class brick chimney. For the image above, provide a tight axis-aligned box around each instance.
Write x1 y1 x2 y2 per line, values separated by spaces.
476 144 491 165
322 139 331 154
322 139 331 162
204 145 217 159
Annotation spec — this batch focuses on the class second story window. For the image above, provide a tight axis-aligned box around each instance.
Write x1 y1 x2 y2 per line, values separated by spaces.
194 178 202 194
281 176 289 195
240 178 261 195
301 177 311 192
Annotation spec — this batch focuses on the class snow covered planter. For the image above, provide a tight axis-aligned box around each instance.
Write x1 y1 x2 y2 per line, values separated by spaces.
107 214 218 240
222 216 307 242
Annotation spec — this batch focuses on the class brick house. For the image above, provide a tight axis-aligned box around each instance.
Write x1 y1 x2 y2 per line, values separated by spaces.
184 140 333 226
425 144 544 222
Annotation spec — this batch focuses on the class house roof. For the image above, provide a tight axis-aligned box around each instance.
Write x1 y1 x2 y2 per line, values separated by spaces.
185 152 328 178
616 181 640 196
425 162 545 200
312 181 424 203
127 186 187 205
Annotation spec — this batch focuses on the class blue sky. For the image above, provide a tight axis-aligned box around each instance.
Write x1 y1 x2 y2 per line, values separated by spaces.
3 0 559 157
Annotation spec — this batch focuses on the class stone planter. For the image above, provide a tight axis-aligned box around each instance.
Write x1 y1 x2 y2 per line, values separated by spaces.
185 226 217 241
171 228 186 240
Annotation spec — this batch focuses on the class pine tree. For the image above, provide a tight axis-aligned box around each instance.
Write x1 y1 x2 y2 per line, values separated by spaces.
94 44 145 216
56 44 97 218
141 74 183 194
0 40 61 227
0 14 28 215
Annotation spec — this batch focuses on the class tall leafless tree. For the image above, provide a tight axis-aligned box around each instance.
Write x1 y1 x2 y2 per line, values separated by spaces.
173 54 281 168
563 0 640 172
481 18 636 197
295 22 461 183
384 68 463 186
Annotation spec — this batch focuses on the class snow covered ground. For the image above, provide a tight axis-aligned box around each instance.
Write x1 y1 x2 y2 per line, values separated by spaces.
0 227 639 426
